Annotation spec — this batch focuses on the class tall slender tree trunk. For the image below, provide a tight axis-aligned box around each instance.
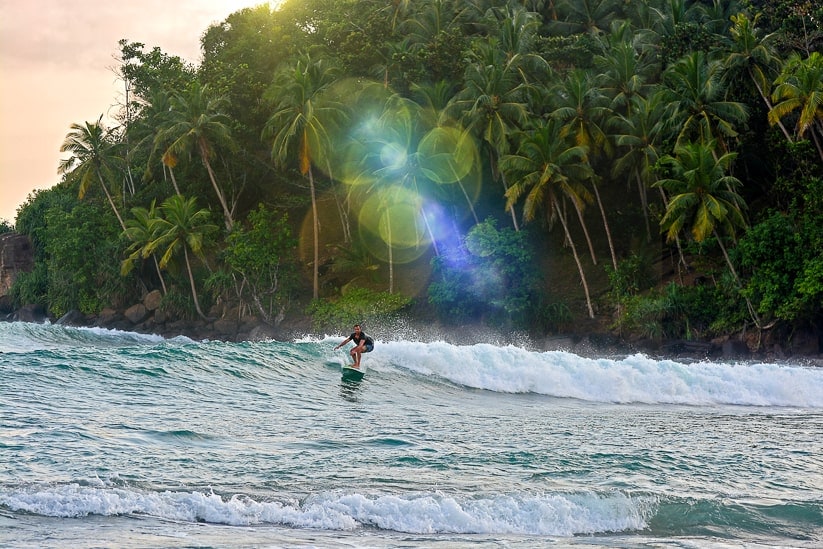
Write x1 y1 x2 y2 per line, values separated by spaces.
490 148 519 231
557 205 595 319
327 161 352 243
166 165 182 196
810 124 823 162
457 179 480 225
420 206 441 257
308 166 320 300
387 215 394 294
97 174 127 231
591 181 618 270
750 68 793 141
198 139 233 231
635 169 652 241
184 246 209 320
714 229 761 330
501 170 520 232
571 199 597 265
153 256 167 295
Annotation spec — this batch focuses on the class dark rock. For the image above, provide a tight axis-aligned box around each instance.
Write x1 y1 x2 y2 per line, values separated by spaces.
788 329 821 356
124 303 149 324
108 320 134 332
56 309 88 326
143 290 162 311
212 318 238 337
0 294 14 314
0 233 34 297
14 304 46 323
247 323 279 341
661 340 713 359
722 339 749 360
154 309 167 324
97 308 121 326
166 319 194 333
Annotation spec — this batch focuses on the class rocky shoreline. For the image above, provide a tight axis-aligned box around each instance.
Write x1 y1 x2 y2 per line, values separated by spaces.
3 288 821 366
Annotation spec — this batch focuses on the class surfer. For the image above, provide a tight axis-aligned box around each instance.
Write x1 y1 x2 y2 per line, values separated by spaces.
334 324 374 368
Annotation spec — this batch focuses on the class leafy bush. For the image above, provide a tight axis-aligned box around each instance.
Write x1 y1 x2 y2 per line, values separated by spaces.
615 280 746 341
160 288 196 320
12 187 131 317
739 177 823 325
9 263 47 308
213 204 298 322
308 287 412 332
606 252 656 301
427 218 555 331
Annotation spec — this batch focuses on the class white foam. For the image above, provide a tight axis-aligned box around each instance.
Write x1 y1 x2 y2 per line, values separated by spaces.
0 321 186 353
364 341 823 407
0 484 653 535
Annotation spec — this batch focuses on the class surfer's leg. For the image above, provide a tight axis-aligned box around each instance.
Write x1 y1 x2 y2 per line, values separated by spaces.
353 343 365 367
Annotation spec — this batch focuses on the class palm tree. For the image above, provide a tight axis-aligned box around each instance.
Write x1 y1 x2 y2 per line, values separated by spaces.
769 51 823 161
338 91 446 292
263 53 346 299
412 80 481 225
58 116 127 231
550 0 621 35
121 201 167 295
594 35 655 117
146 195 217 320
401 0 461 49
486 5 548 82
655 140 747 252
450 44 531 230
661 51 749 152
158 82 235 231
132 90 183 196
550 68 614 265
610 93 672 241
500 118 596 318
694 0 743 37
653 139 759 326
723 13 792 141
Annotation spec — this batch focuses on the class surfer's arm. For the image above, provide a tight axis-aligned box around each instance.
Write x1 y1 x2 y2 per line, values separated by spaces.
334 336 351 350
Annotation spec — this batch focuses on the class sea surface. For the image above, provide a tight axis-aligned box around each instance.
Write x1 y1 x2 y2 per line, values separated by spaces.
1 321 821 548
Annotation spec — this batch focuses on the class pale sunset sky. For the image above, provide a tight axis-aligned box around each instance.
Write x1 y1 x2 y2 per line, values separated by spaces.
0 0 277 225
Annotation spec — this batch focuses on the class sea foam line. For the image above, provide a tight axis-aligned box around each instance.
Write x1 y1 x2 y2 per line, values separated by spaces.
367 341 823 407
0 484 653 536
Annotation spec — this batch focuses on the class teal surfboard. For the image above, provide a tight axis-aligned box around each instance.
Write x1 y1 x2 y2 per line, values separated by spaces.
341 365 365 382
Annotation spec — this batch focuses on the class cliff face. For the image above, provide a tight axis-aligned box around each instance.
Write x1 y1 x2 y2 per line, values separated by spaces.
0 233 34 297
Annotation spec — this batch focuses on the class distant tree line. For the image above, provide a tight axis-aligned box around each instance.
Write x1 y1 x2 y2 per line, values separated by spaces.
8 0 823 343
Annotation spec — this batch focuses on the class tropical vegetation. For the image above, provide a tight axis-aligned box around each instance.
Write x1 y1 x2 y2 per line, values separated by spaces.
8 0 822 348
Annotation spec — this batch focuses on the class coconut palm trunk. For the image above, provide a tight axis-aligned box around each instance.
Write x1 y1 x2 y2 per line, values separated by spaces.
591 181 618 271
98 172 127 231
183 246 209 320
307 160 321 300
198 139 233 231
557 204 595 319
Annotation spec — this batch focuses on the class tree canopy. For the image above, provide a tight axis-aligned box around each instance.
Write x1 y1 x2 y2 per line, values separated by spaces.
11 0 823 343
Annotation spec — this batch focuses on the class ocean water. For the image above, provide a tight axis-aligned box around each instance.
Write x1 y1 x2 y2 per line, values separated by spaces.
1 321 821 548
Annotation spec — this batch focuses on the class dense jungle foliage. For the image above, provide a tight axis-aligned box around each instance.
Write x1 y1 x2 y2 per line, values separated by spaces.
7 0 823 343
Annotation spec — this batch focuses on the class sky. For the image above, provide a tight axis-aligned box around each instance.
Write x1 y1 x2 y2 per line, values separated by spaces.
0 0 276 225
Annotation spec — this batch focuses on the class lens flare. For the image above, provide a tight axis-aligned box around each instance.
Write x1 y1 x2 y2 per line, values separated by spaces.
418 125 477 184
356 186 430 264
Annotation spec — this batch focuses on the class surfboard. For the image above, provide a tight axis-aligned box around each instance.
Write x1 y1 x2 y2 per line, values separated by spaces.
341 365 365 382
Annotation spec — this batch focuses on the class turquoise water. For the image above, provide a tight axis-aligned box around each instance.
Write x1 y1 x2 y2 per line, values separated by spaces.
1 321 821 548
